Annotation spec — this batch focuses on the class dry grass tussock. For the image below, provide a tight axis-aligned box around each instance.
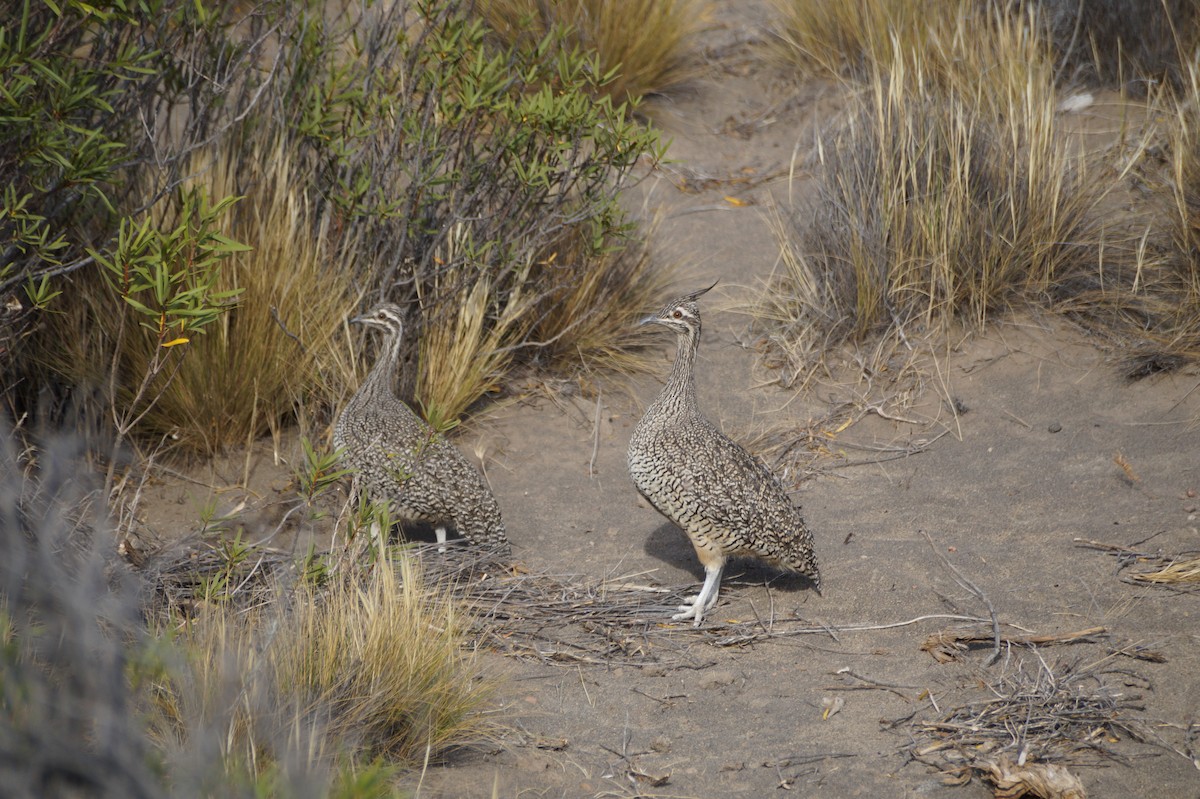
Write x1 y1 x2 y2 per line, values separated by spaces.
154 550 499 770
766 0 945 79
764 0 1200 379
479 0 708 105
762 3 1107 375
45 132 359 456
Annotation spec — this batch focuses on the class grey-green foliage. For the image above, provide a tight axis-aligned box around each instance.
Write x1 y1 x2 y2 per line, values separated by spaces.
279 0 664 342
0 0 280 365
0 426 162 798
0 421 355 798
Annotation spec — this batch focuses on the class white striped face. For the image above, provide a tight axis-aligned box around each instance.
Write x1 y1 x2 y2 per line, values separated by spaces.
648 301 700 335
356 303 406 336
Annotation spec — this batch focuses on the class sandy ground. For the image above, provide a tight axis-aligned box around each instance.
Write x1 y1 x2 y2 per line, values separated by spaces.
142 4 1200 797
405 6 1200 797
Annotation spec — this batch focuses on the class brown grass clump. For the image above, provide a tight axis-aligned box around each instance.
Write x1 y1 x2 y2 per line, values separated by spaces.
762 4 1107 373
148 137 359 453
44 133 359 457
766 0 947 79
153 549 497 774
479 0 707 105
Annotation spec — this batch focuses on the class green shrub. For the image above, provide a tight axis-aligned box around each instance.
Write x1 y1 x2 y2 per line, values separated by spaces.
277 1 666 421
0 0 281 376
14 0 667 455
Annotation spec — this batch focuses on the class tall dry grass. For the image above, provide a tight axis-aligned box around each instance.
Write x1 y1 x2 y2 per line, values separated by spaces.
767 0 942 79
479 0 707 105
762 3 1107 372
155 550 497 774
151 136 359 453
44 132 359 457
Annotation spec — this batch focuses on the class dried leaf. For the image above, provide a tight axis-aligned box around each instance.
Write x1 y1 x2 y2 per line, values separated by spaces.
981 755 1086 799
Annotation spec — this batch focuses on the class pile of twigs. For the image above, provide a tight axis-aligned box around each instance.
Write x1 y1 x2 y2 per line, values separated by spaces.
418 543 717 667
137 534 299 618
911 653 1155 777
139 538 1025 667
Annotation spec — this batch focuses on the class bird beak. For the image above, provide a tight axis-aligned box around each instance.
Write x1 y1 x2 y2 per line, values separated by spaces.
637 315 658 327
350 314 367 326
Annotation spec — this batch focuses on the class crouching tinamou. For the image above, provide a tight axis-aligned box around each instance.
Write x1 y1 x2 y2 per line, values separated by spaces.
627 285 820 625
334 303 510 557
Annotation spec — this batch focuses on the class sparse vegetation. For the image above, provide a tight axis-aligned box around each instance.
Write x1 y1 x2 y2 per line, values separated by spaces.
156 549 497 774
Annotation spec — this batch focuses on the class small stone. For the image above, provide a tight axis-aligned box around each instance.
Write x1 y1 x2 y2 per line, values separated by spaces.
651 736 672 753
1048 422 1062 433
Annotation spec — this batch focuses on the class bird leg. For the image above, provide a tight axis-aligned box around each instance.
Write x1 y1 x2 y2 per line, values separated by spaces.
435 525 448 554
673 559 724 627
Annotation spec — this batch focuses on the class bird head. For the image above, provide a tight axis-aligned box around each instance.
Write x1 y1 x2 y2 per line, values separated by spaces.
351 303 406 336
638 282 717 335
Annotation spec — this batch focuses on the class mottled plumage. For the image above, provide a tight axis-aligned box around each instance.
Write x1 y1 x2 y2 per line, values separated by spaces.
334 304 510 555
628 285 820 625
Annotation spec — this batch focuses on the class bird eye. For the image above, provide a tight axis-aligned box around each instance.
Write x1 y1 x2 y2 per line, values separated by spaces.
672 309 683 319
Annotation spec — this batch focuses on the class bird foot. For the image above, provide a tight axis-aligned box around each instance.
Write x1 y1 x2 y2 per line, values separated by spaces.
671 602 705 627
672 593 719 627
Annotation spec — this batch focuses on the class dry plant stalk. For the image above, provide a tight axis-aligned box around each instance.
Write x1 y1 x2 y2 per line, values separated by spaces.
921 626 1107 664
1131 556 1200 584
1112 451 1141 484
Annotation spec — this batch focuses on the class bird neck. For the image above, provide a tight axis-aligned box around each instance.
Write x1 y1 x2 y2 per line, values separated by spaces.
358 330 402 404
660 326 700 414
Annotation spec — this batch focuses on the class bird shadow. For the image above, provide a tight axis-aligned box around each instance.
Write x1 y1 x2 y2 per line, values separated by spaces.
642 521 819 595
643 522 705 580
392 520 452 547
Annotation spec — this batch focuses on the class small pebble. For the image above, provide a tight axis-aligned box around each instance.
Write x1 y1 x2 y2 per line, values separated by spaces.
1048 422 1062 433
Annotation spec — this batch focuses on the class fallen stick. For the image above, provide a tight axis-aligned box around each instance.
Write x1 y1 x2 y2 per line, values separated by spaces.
922 626 1106 663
